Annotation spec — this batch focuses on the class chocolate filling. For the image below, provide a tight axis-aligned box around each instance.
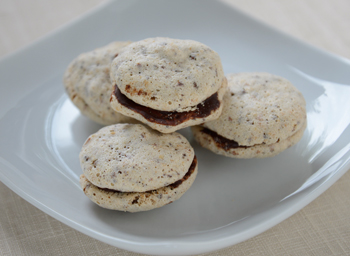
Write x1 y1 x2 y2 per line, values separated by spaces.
96 155 197 194
200 128 250 151
168 155 197 189
114 85 220 126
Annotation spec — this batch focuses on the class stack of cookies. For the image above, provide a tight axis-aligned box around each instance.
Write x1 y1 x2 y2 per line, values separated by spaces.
64 37 307 212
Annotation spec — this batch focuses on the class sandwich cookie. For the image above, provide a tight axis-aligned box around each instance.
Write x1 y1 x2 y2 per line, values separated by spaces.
110 37 227 133
79 123 198 212
192 72 307 158
63 41 136 125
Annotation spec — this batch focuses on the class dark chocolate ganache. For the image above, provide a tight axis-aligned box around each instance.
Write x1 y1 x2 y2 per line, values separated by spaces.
114 85 220 126
200 128 249 151
168 155 197 189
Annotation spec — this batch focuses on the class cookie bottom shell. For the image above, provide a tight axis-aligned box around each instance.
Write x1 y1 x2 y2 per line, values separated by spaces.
80 164 198 212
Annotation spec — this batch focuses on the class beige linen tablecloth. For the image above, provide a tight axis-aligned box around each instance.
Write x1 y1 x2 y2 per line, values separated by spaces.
1 0 349 255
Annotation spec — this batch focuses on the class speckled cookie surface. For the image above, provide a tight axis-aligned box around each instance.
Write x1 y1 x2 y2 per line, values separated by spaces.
203 72 307 146
79 123 195 192
110 37 226 112
68 92 112 125
80 160 197 212
63 41 135 125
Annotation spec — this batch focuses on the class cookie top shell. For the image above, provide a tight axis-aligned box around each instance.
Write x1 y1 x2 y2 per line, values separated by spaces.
63 41 133 124
203 72 307 146
79 123 195 192
110 37 225 112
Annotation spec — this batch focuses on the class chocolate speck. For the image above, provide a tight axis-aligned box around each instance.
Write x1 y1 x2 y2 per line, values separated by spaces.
132 196 139 204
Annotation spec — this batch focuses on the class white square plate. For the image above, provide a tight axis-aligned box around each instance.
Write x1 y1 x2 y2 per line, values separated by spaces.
1 0 350 255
